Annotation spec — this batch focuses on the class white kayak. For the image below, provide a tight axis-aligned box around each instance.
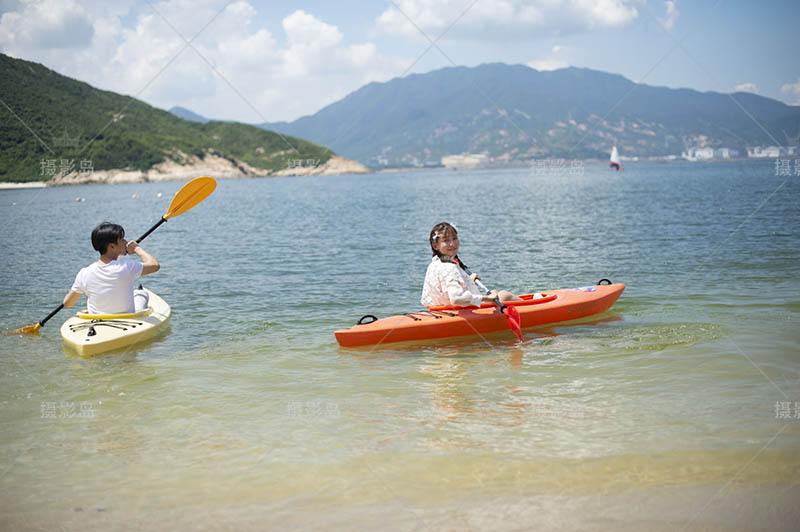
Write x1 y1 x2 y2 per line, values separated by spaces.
60 289 171 356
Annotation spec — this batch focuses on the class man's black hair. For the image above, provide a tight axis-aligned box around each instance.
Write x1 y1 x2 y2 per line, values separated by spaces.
91 222 125 255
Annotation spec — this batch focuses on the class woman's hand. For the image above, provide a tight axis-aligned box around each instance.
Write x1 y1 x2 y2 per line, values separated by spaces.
470 272 480 282
482 290 499 302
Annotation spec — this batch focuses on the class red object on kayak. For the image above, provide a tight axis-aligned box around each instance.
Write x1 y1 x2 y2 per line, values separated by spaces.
501 303 523 342
334 282 625 347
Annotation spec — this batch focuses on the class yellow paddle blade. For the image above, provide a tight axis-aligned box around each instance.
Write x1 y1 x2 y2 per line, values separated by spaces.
164 176 216 220
8 323 41 335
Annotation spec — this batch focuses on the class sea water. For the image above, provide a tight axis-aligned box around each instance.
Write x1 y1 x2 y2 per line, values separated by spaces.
1 162 798 530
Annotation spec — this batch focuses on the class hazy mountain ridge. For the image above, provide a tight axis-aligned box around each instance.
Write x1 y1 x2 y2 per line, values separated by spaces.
169 106 210 124
256 63 800 167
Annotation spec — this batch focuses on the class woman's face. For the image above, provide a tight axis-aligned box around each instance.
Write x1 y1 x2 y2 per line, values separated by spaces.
432 230 459 258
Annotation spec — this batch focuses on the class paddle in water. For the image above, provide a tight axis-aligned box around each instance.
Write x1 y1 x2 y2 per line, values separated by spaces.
9 176 216 335
454 257 523 342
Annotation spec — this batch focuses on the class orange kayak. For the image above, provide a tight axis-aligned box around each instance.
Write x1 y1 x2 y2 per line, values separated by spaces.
334 282 625 347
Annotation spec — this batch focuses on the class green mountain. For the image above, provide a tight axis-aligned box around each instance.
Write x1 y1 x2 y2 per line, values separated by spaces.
0 53 333 182
259 63 800 167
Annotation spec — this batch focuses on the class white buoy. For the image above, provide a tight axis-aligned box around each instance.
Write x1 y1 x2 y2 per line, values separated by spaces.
157 192 163 198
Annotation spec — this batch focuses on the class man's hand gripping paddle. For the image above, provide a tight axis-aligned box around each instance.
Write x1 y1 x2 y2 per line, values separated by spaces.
454 258 523 342
9 176 216 335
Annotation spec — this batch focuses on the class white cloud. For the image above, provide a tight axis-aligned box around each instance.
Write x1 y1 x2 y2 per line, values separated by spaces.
734 82 759 94
527 44 572 71
0 0 94 49
781 78 800 105
283 10 342 50
279 10 369 77
659 1 679 31
0 1 407 122
527 58 569 71
374 0 638 41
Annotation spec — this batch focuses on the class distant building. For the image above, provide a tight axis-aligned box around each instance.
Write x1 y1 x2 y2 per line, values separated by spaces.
441 153 488 170
714 148 739 158
695 147 714 160
748 146 784 158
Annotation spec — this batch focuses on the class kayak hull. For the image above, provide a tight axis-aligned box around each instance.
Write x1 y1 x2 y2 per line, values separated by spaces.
60 289 171 356
334 283 624 347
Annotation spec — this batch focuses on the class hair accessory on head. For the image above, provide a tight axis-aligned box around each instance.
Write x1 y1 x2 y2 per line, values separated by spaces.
432 222 458 242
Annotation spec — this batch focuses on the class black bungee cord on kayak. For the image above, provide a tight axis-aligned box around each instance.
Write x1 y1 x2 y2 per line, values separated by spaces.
69 319 143 329
355 310 457 326
418 310 457 318
68 319 143 334
401 310 458 321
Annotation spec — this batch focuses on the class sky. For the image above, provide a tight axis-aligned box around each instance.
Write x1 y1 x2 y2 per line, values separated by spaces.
1 0 798 123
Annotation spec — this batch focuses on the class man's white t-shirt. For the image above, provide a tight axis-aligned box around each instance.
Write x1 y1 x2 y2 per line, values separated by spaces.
71 260 144 314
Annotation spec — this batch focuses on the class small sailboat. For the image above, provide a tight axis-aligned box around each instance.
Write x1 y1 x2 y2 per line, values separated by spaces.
610 144 622 171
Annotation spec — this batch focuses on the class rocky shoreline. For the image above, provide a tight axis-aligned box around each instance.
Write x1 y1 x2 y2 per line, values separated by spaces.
37 152 370 186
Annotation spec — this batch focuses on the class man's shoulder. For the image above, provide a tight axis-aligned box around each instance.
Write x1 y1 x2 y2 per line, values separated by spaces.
77 261 99 275
81 260 141 275
111 259 143 274
107 259 139 267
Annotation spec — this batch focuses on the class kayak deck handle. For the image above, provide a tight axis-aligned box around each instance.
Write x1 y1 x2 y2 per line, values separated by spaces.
598 278 612 285
357 315 378 325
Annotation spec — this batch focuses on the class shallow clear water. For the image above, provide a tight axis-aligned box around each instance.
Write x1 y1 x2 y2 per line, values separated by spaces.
1 162 799 530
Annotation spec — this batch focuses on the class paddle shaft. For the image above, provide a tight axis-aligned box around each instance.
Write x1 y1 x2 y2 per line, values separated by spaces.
38 304 64 328
457 262 510 312
136 217 167 243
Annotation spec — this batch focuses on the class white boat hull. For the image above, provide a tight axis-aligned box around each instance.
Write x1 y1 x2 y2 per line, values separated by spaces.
60 289 171 356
